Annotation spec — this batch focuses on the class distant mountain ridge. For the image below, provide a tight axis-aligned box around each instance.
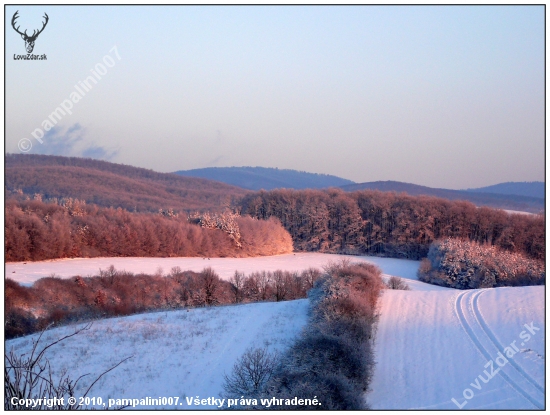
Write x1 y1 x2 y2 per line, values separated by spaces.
8 155 542 214
466 181 544 199
340 181 544 214
174 166 355 190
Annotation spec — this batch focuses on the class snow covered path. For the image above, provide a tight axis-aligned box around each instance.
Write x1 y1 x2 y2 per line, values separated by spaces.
6 300 309 409
367 284 545 410
455 289 544 408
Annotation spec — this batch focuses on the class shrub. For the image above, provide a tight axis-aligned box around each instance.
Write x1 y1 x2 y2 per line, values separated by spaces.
418 238 545 289
5 309 38 339
386 276 411 290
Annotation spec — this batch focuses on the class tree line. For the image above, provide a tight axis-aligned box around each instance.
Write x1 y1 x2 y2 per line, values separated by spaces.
5 266 322 339
5 198 293 261
239 188 545 260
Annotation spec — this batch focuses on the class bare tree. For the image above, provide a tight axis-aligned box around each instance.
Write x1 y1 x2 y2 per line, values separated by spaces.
272 270 293 302
230 271 245 304
5 323 132 410
170 266 183 280
285 272 304 300
252 271 271 301
200 267 220 306
222 347 279 397
99 265 117 285
301 267 321 290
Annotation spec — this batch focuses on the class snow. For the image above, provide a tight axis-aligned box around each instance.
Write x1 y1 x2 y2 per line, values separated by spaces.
6 252 543 409
5 253 421 286
5 300 310 410
367 285 544 410
503 210 537 216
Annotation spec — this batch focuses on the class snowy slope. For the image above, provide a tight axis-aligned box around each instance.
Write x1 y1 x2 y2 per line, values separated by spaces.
367 284 545 410
5 300 309 410
5 253 420 286
7 252 542 410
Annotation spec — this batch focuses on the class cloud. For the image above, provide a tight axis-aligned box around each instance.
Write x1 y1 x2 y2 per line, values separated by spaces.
82 145 118 159
208 154 224 166
32 123 118 160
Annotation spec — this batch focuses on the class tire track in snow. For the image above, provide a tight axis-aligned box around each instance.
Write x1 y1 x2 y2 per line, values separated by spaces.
193 301 305 403
472 289 544 394
193 305 260 399
454 291 543 409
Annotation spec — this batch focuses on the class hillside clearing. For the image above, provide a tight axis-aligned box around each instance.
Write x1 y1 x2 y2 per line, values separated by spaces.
6 300 309 409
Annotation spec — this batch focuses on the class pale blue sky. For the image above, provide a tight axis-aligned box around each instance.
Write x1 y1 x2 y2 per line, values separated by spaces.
5 5 544 189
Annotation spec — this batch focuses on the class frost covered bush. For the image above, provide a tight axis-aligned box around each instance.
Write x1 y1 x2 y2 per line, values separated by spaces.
418 238 545 289
257 261 384 410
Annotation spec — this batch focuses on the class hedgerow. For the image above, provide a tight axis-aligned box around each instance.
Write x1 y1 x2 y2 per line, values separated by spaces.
223 261 384 409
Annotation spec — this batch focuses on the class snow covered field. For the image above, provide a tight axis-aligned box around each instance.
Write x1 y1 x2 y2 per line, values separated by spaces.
5 300 309 410
367 283 545 410
6 253 544 409
5 252 420 285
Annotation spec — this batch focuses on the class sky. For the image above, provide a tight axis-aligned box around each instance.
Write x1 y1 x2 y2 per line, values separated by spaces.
5 5 544 189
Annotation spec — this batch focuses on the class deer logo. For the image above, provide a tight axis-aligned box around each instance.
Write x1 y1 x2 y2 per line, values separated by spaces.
11 10 49 54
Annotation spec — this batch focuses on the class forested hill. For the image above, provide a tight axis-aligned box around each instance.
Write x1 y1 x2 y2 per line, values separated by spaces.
239 188 545 261
466 181 544 199
6 154 248 212
174 166 355 190
340 181 544 214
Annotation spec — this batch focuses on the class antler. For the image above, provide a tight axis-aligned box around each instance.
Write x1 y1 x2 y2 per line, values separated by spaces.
29 13 49 40
11 11 49 40
11 10 26 37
